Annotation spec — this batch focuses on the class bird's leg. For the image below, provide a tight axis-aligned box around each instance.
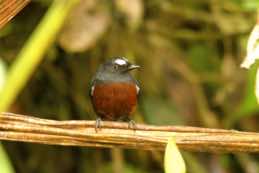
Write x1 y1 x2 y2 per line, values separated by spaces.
95 117 102 132
128 120 136 129
125 117 136 130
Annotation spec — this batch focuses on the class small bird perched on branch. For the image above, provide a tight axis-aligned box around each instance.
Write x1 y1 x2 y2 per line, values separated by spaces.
90 57 140 129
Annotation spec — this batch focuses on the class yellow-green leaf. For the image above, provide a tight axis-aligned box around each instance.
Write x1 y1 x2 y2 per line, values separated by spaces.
0 145 14 173
0 59 14 173
241 24 259 69
0 58 6 90
164 137 186 173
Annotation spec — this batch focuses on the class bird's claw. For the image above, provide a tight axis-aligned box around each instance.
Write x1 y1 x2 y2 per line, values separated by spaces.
128 119 136 130
95 118 101 132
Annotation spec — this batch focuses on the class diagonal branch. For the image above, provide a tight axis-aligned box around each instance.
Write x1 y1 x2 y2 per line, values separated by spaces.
0 0 31 29
0 112 259 153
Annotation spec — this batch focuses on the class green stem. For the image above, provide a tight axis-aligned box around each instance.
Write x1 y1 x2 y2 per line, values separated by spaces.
0 144 14 173
0 0 79 112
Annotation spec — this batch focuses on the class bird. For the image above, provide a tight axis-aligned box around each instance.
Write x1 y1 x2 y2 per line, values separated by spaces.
90 57 140 129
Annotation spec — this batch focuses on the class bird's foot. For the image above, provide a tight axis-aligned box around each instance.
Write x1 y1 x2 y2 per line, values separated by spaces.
127 119 136 130
95 117 102 132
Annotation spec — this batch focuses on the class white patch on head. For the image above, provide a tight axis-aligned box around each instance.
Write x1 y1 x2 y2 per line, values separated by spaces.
114 58 127 66
136 85 140 94
90 85 95 96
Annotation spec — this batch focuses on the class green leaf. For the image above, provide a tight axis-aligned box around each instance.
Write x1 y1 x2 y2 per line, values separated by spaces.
237 64 259 116
225 64 259 127
164 137 186 173
0 60 14 173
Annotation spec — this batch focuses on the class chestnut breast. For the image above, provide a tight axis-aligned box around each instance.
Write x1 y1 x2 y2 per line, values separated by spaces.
92 82 138 120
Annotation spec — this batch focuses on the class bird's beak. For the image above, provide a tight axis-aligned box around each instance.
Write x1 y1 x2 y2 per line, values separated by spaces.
127 64 140 71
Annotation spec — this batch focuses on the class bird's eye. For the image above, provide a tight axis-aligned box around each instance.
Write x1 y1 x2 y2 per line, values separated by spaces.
114 64 119 70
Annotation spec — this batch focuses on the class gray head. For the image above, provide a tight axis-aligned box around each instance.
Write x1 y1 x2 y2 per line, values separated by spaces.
90 57 140 96
100 57 140 74
93 57 140 82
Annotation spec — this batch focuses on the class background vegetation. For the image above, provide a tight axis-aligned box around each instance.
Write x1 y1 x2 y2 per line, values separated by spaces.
0 0 259 172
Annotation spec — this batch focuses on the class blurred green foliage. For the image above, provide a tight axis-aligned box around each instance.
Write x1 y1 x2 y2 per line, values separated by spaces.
0 0 259 173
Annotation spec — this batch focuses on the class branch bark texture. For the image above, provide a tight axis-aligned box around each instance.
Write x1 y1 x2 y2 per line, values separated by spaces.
0 0 31 29
0 112 259 153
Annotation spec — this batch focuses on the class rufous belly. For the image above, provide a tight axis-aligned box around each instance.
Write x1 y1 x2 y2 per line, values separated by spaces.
92 82 137 120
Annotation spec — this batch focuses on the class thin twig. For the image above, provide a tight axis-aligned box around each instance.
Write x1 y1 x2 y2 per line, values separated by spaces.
0 112 259 153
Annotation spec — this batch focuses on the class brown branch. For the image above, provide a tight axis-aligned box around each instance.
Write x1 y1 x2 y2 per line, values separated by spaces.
0 0 31 29
0 112 259 153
